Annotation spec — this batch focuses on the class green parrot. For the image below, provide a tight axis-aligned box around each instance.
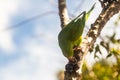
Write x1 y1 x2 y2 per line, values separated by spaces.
58 5 95 60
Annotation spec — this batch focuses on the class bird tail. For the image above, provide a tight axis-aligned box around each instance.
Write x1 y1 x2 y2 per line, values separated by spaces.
85 3 95 21
74 3 95 22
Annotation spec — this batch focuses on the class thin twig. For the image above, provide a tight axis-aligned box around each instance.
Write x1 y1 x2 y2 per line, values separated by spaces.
1 11 56 32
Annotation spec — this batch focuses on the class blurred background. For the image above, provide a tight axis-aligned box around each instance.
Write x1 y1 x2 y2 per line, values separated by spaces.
0 0 120 80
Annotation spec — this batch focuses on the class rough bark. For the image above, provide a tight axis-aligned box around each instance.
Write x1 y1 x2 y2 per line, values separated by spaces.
58 0 69 28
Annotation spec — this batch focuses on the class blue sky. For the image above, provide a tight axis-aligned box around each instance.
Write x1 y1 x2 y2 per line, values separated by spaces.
0 0 119 80
0 0 66 80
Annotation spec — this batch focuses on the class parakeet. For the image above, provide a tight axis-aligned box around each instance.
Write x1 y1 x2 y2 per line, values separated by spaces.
58 5 95 60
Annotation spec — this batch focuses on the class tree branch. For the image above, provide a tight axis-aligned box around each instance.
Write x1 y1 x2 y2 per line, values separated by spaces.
58 0 69 28
64 1 120 80
86 1 120 50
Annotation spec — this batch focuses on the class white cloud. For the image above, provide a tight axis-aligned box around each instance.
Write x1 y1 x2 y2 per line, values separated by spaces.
0 1 66 80
0 0 19 52
0 57 38 80
0 36 65 80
